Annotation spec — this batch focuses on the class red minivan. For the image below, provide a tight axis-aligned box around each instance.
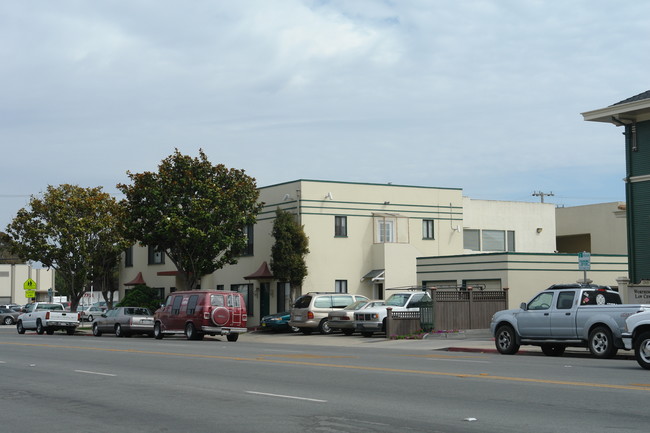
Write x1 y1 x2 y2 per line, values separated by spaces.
153 290 247 341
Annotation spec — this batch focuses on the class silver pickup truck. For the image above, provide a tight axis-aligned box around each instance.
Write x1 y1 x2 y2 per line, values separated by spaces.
490 284 648 358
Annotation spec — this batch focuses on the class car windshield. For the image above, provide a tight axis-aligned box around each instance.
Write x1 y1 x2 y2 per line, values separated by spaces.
385 294 411 307
345 300 368 310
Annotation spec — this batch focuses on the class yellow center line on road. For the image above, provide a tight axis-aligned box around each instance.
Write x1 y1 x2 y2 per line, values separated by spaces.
3 342 649 392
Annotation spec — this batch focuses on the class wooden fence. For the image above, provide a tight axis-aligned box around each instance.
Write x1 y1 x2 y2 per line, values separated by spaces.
385 288 509 337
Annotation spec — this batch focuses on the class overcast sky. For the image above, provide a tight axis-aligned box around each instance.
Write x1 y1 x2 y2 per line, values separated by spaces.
2 0 648 229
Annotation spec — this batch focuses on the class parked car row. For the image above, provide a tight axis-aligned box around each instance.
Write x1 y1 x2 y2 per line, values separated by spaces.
14 291 249 343
257 290 430 338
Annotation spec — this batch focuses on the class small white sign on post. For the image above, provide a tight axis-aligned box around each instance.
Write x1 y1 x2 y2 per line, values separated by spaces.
578 252 591 271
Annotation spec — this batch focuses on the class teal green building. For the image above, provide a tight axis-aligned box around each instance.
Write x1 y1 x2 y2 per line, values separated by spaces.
583 91 650 284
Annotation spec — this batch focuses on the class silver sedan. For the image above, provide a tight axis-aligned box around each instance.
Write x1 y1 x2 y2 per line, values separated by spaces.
92 307 154 337
327 300 386 335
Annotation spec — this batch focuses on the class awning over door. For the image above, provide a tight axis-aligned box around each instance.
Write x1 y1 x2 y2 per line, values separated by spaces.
362 269 385 282
124 272 147 286
244 261 274 280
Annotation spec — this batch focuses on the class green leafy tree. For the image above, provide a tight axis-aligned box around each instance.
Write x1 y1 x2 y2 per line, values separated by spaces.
116 285 161 313
4 184 130 311
118 149 263 290
270 208 309 295
0 232 22 264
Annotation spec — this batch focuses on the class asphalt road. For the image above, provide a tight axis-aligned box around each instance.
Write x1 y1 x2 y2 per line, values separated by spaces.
1 326 649 433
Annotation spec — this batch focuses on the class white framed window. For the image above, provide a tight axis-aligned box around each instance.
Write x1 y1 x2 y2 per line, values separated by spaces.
422 219 434 240
335 280 348 293
377 219 395 243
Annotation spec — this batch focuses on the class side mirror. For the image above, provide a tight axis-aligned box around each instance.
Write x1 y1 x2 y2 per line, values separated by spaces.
520 302 527 310
101 313 107 318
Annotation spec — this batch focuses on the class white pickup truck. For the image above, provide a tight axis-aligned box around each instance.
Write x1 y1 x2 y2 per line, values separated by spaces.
490 284 648 358
17 302 80 335
354 290 431 337
622 310 650 369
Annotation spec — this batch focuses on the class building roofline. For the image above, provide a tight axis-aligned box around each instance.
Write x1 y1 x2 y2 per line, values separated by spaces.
258 179 463 192
582 93 650 124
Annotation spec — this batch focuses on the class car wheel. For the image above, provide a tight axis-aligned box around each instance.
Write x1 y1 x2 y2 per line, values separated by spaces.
153 322 164 339
342 329 354 336
185 322 198 340
115 324 124 337
541 343 566 357
495 324 520 355
36 320 45 335
634 331 650 370
318 319 333 335
588 326 618 358
93 323 102 337
66 328 75 335
46 329 55 335
300 328 313 335
16 321 25 334
3 316 14 325
361 331 373 338
227 333 239 342
88 315 94 322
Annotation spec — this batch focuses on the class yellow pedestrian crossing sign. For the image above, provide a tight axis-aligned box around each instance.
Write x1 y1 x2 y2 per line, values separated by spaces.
23 278 37 291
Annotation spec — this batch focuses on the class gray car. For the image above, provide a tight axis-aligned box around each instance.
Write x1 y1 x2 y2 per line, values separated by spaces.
0 308 20 325
92 307 155 337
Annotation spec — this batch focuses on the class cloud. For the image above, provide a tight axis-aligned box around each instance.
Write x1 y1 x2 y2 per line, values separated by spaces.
0 0 645 229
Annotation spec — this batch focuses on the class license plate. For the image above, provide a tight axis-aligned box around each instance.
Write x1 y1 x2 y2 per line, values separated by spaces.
141 320 153 324
294 316 302 321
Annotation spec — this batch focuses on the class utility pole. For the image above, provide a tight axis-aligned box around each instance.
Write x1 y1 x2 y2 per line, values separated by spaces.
532 191 554 203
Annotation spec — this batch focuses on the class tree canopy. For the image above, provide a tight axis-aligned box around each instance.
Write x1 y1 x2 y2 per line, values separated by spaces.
118 149 263 290
4 184 129 310
270 208 309 289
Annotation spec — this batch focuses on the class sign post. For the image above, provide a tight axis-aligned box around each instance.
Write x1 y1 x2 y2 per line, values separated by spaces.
578 251 591 283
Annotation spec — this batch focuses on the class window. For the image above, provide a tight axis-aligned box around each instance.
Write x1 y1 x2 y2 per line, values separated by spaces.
335 280 348 293
332 295 353 308
482 230 505 251
556 291 575 310
148 245 165 265
241 224 254 256
464 229 516 252
124 246 133 267
314 296 333 308
463 229 480 251
422 219 434 240
377 219 395 243
187 295 199 315
527 292 553 310
211 294 225 307
231 284 253 316
171 296 183 315
335 216 347 237
216 284 224 291
277 282 290 312
507 231 515 252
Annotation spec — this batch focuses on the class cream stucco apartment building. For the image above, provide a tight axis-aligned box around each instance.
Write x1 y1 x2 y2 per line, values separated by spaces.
120 179 591 327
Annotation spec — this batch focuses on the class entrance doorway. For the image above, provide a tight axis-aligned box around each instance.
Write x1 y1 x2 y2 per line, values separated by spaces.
260 282 270 318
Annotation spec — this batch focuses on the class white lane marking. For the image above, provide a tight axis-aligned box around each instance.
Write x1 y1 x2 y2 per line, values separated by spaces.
429 358 490 364
74 370 116 377
0 361 6 364
246 391 327 403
